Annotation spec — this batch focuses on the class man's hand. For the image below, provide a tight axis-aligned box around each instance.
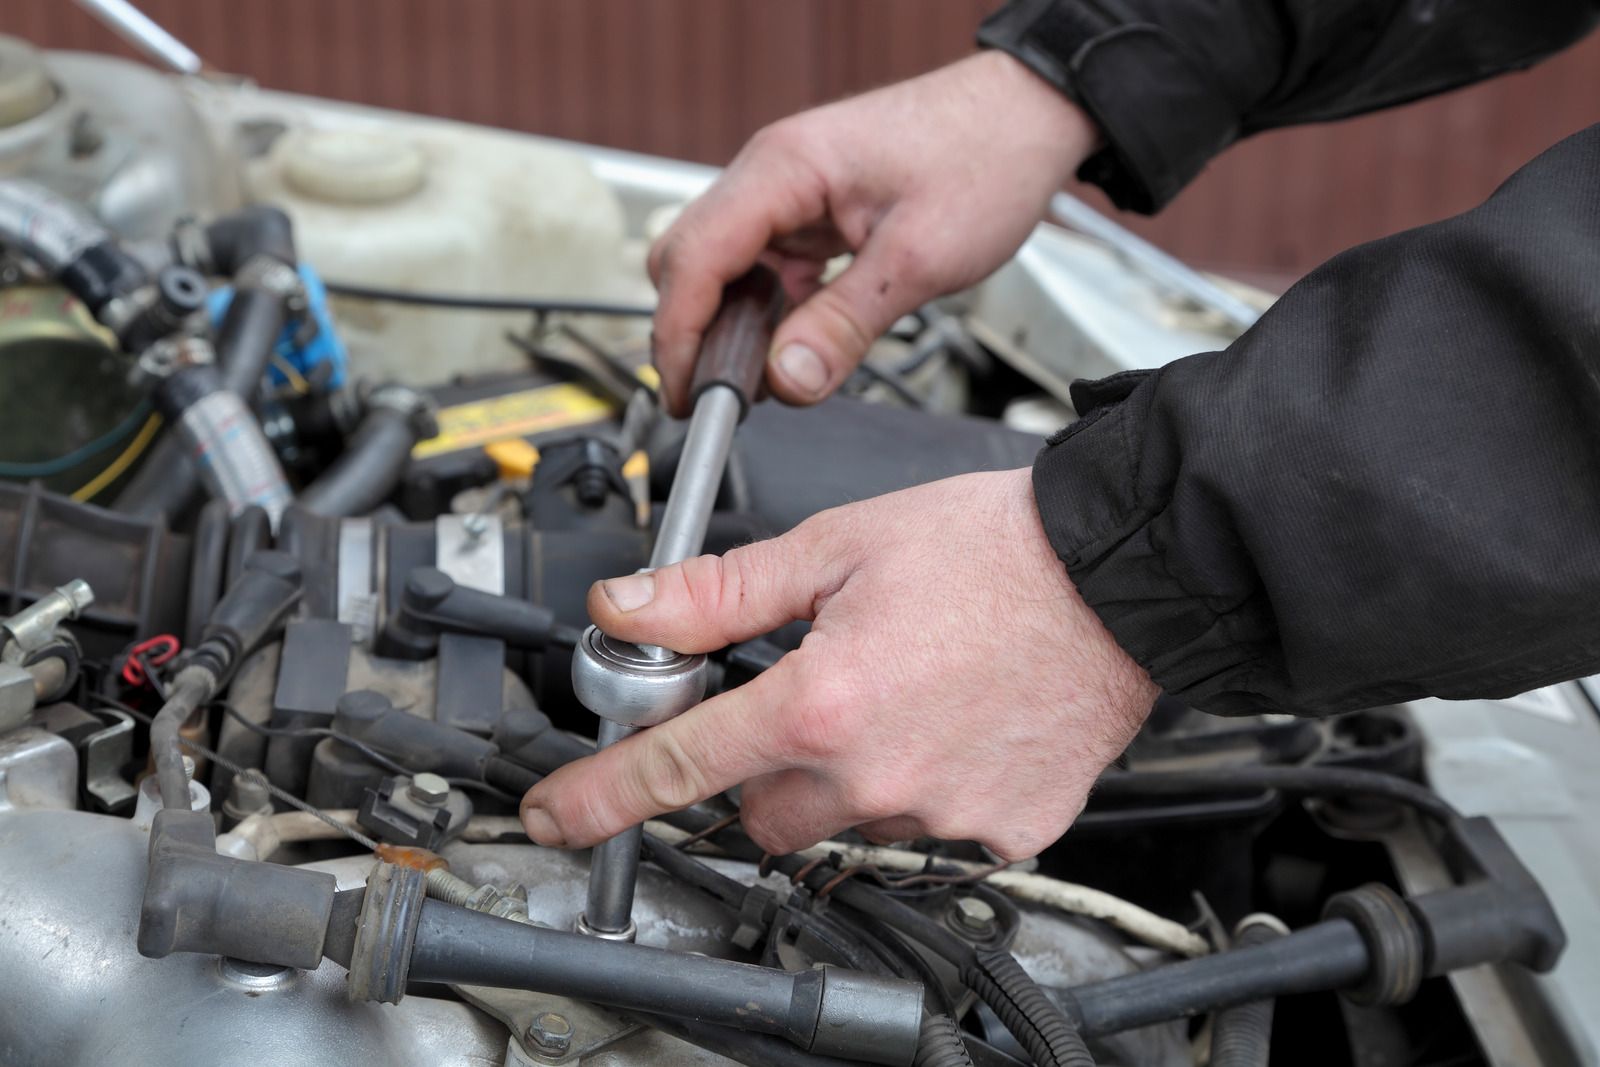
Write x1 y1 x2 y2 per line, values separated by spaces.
520 469 1157 861
650 51 1100 416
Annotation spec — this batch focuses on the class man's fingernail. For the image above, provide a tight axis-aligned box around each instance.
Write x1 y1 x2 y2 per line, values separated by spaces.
521 803 565 847
773 343 829 398
602 572 655 612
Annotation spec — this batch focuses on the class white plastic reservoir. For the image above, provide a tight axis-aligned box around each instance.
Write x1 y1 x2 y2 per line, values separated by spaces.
247 119 636 385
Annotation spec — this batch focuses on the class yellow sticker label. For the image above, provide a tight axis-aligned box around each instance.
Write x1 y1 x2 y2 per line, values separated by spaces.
412 383 616 460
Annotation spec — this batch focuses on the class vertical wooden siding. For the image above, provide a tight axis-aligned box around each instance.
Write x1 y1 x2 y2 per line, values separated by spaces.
7 1 1600 283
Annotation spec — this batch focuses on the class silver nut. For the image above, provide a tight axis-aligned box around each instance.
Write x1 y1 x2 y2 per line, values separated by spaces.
527 1011 573 1055
570 626 707 728
408 772 450 807
952 896 996 935
57 579 94 616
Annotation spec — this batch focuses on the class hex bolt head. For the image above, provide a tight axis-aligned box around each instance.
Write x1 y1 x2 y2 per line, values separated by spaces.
408 772 450 807
527 1011 574 1055
952 895 997 936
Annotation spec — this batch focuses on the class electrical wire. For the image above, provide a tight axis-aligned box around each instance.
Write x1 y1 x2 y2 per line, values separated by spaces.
84 691 380 850
850 362 926 409
0 401 151 479
70 412 162 502
270 353 312 395
212 700 515 801
323 279 656 318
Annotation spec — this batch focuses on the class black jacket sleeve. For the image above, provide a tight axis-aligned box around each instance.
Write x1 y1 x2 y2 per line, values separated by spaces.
979 0 1600 212
1032 123 1600 716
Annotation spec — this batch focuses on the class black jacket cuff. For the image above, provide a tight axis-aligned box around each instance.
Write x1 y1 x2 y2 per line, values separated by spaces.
1033 369 1284 714
978 0 1242 213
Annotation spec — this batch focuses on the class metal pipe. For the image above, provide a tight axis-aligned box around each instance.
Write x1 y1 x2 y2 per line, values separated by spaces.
73 0 203 74
1049 192 1262 333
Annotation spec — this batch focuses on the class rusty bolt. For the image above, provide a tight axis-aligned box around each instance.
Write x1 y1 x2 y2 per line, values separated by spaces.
527 1011 573 1055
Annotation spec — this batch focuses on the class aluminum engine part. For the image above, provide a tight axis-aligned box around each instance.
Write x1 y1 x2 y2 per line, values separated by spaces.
0 809 505 1067
0 726 76 812
0 807 1184 1066
0 41 237 237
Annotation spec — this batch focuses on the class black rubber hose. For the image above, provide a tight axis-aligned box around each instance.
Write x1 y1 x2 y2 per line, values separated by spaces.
0 180 144 317
1053 918 1370 1038
1210 921 1284 1067
205 205 296 273
184 499 231 647
216 286 291 400
113 287 290 519
225 505 273 587
638 832 752 910
406 900 921 1062
482 755 540 796
1094 765 1460 826
914 1013 975 1067
298 407 419 517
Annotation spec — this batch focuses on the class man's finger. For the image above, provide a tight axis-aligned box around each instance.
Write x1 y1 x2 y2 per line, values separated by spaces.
739 769 866 856
521 665 794 847
587 521 852 654
764 227 923 405
650 153 824 416
856 816 926 846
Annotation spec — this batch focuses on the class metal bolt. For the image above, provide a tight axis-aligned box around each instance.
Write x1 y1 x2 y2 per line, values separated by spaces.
952 896 996 936
527 1012 573 1055
461 512 490 541
230 769 271 810
408 772 450 807
424 866 476 907
181 755 197 783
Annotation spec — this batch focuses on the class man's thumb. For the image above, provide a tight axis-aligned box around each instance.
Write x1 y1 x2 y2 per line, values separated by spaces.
765 241 920 405
587 526 846 653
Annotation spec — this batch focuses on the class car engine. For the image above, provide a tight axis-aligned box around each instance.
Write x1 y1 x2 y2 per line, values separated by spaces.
0 26 1592 1067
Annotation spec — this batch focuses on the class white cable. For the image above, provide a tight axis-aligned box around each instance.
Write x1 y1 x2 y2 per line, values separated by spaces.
643 823 1208 957
223 813 1208 957
800 840 1209 958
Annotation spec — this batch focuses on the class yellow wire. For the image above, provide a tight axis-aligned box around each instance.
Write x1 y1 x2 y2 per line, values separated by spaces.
71 413 162 502
270 354 311 396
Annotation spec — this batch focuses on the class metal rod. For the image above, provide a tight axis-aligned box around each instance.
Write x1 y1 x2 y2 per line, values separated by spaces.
582 718 645 937
582 383 743 934
1049 192 1263 333
648 384 742 570
73 0 203 75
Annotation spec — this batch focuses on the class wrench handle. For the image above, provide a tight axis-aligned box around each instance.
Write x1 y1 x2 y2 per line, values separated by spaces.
689 263 786 421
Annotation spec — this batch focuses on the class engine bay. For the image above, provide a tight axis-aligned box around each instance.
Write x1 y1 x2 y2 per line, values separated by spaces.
0 30 1593 1067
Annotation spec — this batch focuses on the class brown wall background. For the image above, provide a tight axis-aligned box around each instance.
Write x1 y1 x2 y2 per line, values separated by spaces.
8 1 1600 286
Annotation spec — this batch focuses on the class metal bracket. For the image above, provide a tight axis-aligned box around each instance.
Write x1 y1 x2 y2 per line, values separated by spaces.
83 708 136 812
459 984 640 1066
